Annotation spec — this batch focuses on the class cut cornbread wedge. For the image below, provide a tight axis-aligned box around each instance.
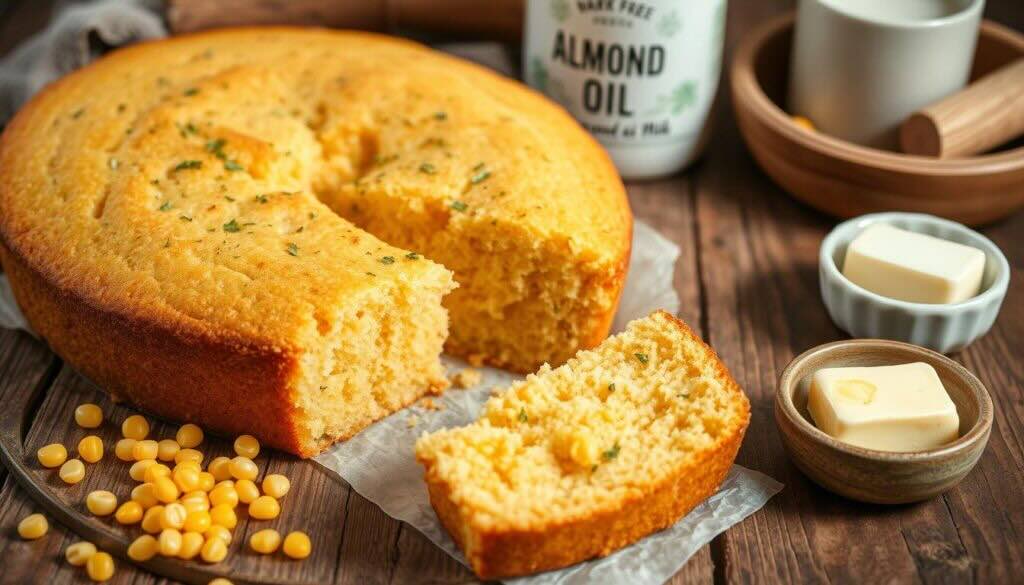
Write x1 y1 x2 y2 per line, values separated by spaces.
415 310 751 578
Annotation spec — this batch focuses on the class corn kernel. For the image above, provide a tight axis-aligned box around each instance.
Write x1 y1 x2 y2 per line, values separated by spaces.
176 423 204 448
197 471 216 492
159 528 183 556
262 474 290 499
115 501 144 525
175 448 204 465
209 579 234 585
153 476 180 504
183 508 212 533
127 534 158 561
132 439 159 461
201 535 228 563
205 524 233 545
249 528 281 554
248 495 280 520
59 459 86 484
129 459 157 482
160 502 187 530
178 531 204 559
86 551 115 581
181 490 210 513
209 481 238 508
174 459 202 473
37 443 67 468
228 456 258 481
792 115 816 131
77 435 104 463
131 483 159 509
207 456 232 481
209 504 237 529
86 491 117 516
114 438 137 461
74 403 103 429
65 541 97 566
17 513 48 539
283 531 312 559
235 479 259 504
233 434 260 458
157 439 180 462
144 462 172 484
141 506 165 534
121 415 149 440
173 466 201 492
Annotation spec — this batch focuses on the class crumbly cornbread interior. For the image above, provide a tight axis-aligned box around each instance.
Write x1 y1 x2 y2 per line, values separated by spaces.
415 311 749 536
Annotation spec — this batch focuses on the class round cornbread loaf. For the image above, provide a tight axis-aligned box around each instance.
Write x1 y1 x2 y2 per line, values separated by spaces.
0 29 630 456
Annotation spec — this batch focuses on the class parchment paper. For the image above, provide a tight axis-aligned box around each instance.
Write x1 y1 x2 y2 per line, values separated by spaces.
317 221 782 584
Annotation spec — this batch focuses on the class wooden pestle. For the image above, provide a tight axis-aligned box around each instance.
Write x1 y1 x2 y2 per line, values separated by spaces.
900 57 1024 158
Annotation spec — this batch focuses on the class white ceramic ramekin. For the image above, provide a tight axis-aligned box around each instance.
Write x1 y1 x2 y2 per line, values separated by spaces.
819 212 1010 353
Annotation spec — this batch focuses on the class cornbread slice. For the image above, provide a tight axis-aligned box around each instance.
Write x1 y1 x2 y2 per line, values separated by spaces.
0 28 630 455
415 311 750 578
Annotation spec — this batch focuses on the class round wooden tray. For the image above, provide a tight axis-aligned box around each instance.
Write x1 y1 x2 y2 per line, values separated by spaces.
731 13 1024 226
0 331 348 585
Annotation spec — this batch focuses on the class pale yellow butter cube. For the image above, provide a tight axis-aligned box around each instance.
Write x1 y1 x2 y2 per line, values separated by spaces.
807 362 959 452
842 224 985 304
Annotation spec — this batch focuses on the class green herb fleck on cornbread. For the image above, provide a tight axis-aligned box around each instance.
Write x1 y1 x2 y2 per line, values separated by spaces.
418 163 436 175
518 408 528 423
286 243 299 256
608 383 615 392
224 160 244 172
405 252 420 260
183 88 200 96
450 201 468 213
158 201 173 212
174 160 202 172
634 353 649 364
223 219 241 233
380 256 395 265
602 442 621 461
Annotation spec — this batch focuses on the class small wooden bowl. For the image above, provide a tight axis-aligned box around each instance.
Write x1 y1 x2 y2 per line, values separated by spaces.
731 13 1024 226
775 339 993 504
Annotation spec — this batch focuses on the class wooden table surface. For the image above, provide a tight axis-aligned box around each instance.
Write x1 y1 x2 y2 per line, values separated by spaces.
1 0 1022 583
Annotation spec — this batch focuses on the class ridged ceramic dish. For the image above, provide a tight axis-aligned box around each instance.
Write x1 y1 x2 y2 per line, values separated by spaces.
776 339 993 504
731 13 1024 225
819 212 1009 353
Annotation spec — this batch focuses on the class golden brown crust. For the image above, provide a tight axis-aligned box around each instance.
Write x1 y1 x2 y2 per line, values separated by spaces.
0 238 312 455
424 310 751 579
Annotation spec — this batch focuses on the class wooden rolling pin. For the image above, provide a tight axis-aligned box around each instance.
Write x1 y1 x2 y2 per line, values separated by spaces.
167 0 524 41
900 58 1024 158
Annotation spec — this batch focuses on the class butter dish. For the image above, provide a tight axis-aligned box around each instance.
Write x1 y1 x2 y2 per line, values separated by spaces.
819 212 1009 353
775 339 993 504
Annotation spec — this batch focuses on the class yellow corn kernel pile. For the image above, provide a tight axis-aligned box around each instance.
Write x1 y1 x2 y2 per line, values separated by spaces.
38 408 311 575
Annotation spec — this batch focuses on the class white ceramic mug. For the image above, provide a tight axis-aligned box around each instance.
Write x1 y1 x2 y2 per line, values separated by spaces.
789 0 985 150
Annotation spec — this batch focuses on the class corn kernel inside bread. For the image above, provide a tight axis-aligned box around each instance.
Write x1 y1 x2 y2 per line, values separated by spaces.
415 310 750 578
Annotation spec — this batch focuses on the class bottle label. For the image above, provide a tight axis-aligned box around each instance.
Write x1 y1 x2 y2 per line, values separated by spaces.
524 0 726 151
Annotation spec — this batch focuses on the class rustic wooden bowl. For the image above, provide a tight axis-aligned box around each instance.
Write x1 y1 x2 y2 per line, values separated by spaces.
775 339 993 504
731 13 1024 226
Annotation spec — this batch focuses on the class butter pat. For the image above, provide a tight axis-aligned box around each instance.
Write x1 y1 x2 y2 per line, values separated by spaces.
842 224 985 304
807 362 959 452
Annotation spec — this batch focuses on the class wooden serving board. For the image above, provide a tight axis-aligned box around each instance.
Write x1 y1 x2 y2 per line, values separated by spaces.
0 326 468 585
